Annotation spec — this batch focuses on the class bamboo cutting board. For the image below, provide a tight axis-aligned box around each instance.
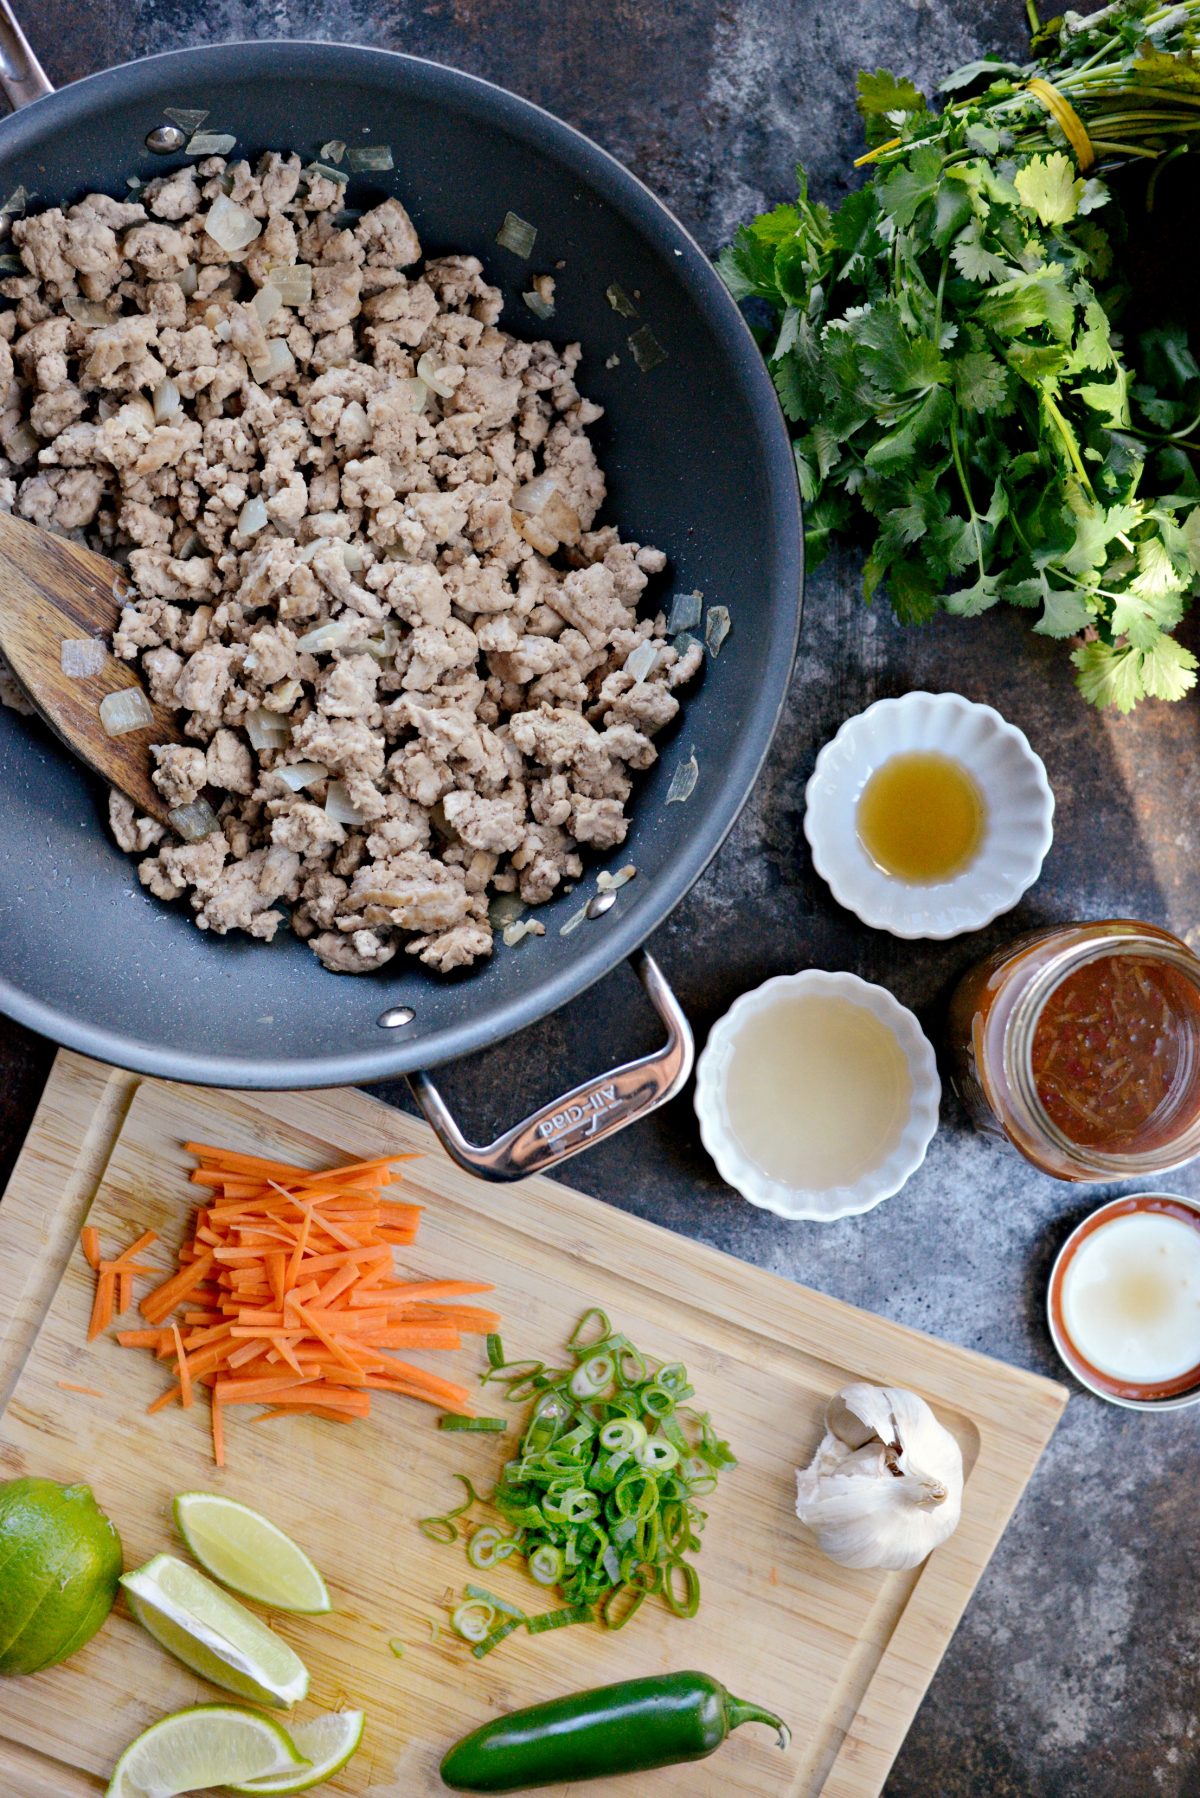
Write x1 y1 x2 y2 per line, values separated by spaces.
0 1051 1067 1798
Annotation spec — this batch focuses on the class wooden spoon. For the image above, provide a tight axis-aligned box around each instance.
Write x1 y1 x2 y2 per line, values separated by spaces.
0 508 186 827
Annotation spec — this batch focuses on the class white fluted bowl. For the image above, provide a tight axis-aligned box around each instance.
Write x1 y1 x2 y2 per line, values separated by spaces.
694 969 941 1222
803 691 1054 940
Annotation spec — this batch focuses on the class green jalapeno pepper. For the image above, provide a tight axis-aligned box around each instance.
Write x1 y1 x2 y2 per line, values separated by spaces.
440 1669 790 1791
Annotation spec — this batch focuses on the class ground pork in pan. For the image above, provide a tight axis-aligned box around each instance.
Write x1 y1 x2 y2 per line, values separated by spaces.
0 153 702 973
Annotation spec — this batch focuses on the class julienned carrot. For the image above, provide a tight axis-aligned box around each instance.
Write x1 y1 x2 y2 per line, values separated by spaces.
85 1143 497 1466
80 1227 101 1272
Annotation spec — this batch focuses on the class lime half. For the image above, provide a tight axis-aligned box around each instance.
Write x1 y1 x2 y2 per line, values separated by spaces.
229 1710 366 1794
106 1703 305 1798
121 1554 309 1709
174 1493 331 1615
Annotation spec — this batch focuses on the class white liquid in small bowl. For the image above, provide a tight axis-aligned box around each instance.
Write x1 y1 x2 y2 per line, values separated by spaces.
1061 1211 1200 1387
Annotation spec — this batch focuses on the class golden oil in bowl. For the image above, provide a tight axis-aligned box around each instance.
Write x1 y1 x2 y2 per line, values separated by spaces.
856 750 986 884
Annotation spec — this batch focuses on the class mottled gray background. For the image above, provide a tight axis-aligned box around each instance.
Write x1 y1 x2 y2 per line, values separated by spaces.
3 2 1199 1793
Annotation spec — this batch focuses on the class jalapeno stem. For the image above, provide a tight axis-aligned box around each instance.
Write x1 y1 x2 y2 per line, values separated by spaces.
725 1694 791 1751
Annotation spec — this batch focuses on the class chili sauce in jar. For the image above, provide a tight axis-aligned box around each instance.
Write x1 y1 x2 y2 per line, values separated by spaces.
947 921 1200 1181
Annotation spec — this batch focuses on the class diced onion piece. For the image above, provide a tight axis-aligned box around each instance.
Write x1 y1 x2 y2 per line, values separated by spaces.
503 918 545 947
523 289 555 321
163 106 209 133
559 901 589 937
606 282 638 318
325 780 365 826
168 798 220 842
63 296 111 326
511 473 559 517
488 891 526 930
296 618 357 653
277 761 328 791
704 605 731 656
152 376 182 423
0 252 23 273
99 686 154 736
252 281 283 325
399 376 428 414
187 130 236 155
249 337 295 384
2 420 38 465
319 139 347 164
266 264 313 306
174 263 199 297
205 193 262 252
245 706 290 751
624 639 658 685
0 185 29 217
305 160 350 187
363 622 402 661
238 495 269 537
541 488 580 544
341 543 365 572
672 629 700 655
667 589 702 634
60 637 107 678
666 749 699 805
628 325 668 372
496 211 537 259
214 317 232 342
415 351 460 399
596 863 636 893
347 144 394 172
269 678 302 708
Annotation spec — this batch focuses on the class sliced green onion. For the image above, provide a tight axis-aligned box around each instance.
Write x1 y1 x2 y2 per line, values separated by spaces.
486 1333 505 1369
663 1560 700 1618
467 1526 520 1570
569 1308 612 1351
526 1604 594 1634
465 1585 525 1620
418 1473 481 1541
599 1418 646 1453
527 1543 565 1587
569 1353 615 1399
635 1437 680 1473
387 1637 405 1657
472 1617 522 1658
451 1600 495 1643
600 1582 649 1630
439 1415 508 1432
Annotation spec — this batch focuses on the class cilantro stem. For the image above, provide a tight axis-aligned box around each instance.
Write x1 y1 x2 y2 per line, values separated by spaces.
949 412 987 581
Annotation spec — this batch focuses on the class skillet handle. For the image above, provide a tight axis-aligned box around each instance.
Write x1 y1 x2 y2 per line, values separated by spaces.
0 2 52 109
407 950 694 1182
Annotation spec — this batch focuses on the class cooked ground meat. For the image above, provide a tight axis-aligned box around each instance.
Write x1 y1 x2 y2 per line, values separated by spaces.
0 154 700 973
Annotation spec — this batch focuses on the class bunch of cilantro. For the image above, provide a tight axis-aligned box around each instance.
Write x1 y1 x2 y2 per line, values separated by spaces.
720 1 1200 710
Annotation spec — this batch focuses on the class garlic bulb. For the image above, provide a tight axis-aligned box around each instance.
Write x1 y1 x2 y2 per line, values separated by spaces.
794 1382 963 1572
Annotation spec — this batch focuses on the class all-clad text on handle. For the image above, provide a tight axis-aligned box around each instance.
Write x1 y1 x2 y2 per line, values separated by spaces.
407 951 694 1182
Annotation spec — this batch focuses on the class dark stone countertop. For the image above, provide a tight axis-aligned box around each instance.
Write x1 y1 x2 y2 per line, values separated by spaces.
4 2 1198 1793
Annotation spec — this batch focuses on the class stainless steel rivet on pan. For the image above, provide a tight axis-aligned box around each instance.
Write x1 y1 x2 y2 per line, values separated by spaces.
145 125 187 153
586 892 617 920
377 1005 416 1029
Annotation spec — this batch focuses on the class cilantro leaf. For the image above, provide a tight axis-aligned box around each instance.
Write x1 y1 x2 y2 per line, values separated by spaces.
950 221 1008 284
1071 640 1147 712
879 146 945 230
1034 587 1094 637
954 347 1010 412
1139 634 1199 701
1014 152 1084 226
856 68 927 119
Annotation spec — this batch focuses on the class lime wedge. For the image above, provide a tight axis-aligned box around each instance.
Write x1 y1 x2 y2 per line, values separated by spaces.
174 1493 331 1615
229 1710 366 1794
106 1702 305 1798
121 1555 309 1709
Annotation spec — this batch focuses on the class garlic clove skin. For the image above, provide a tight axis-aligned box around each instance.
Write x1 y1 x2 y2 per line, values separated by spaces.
795 1383 964 1572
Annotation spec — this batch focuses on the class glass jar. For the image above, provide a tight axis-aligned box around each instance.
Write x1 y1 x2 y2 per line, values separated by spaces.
947 920 1200 1181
